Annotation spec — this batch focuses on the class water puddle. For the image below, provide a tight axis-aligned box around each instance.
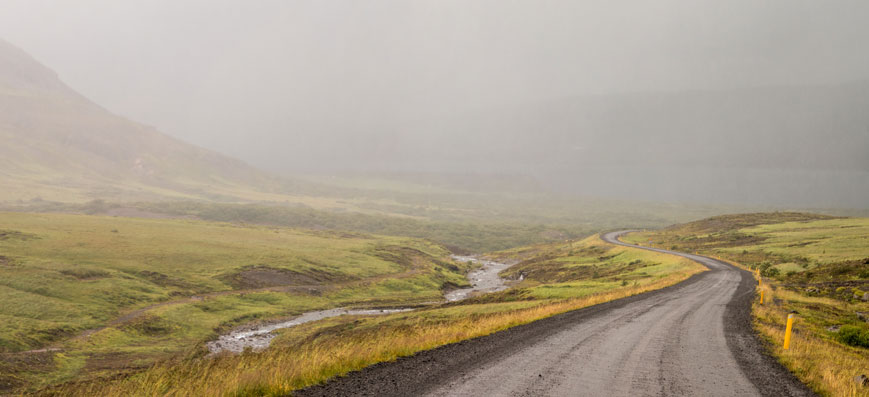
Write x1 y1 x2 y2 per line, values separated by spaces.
208 255 515 354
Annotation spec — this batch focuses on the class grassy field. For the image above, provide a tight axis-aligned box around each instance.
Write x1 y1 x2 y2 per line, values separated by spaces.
2 173 771 253
0 212 470 393
13 227 703 396
624 213 869 397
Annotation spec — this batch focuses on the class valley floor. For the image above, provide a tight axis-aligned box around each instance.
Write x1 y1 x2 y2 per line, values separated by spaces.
3 211 863 396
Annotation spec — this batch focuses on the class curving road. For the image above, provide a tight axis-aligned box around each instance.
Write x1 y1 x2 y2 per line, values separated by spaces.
297 231 814 397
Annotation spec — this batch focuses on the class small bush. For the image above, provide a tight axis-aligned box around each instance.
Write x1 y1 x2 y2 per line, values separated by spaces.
836 325 869 348
761 267 780 277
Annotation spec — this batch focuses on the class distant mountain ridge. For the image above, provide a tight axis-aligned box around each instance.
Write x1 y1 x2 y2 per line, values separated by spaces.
0 38 288 203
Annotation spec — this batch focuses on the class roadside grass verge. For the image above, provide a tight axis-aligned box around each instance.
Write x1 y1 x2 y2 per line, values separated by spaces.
754 282 869 397
42 235 705 396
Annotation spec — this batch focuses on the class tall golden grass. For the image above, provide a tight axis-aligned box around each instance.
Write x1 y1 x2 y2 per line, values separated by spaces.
753 283 869 397
48 270 703 396
713 255 869 397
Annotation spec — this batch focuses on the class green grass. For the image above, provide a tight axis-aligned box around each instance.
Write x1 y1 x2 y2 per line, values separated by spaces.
2 179 771 253
45 234 704 397
3 216 704 396
728 218 869 265
493 235 702 286
524 280 621 299
0 212 467 392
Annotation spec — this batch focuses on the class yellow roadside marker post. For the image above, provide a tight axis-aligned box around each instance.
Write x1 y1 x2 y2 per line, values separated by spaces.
783 313 796 350
759 290 764 305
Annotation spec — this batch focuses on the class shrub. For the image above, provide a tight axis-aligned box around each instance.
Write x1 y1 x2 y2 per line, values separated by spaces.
761 267 780 277
836 325 869 348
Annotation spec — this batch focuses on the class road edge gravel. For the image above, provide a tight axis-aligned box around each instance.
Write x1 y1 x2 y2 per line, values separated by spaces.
721 258 816 396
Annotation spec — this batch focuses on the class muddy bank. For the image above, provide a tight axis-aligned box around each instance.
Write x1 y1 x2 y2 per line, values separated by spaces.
208 255 516 354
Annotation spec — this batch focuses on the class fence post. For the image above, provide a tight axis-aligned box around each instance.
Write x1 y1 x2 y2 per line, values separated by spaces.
783 313 795 350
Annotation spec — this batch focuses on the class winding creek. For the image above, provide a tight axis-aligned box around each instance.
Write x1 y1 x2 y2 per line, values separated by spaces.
206 255 515 354
444 255 516 301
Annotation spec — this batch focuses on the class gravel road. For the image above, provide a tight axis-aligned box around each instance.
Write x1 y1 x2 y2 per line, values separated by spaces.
296 231 815 397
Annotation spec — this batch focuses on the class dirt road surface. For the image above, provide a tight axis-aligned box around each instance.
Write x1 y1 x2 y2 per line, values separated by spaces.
296 231 814 397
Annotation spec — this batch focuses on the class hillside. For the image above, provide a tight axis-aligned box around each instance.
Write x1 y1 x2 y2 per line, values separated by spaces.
0 38 292 203
0 38 752 240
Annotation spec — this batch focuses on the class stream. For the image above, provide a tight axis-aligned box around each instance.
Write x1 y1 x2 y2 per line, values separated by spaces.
206 255 514 354
444 255 516 301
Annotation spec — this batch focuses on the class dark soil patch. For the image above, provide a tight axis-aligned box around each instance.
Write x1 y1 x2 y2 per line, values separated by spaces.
0 229 39 241
372 246 430 268
443 244 471 255
667 212 836 234
59 267 111 280
221 266 339 289
0 350 57 393
0 371 25 394
26 326 77 348
0 255 19 267
787 258 869 283
135 270 198 291
103 206 194 219
121 315 177 336
780 258 869 301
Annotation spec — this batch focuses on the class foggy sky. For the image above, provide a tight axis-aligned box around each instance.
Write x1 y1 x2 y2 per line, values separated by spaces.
1 1 868 207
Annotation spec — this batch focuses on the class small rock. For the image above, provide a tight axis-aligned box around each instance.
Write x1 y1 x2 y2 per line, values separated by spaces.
857 312 868 322
855 374 868 387
827 325 841 332
863 292 869 302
